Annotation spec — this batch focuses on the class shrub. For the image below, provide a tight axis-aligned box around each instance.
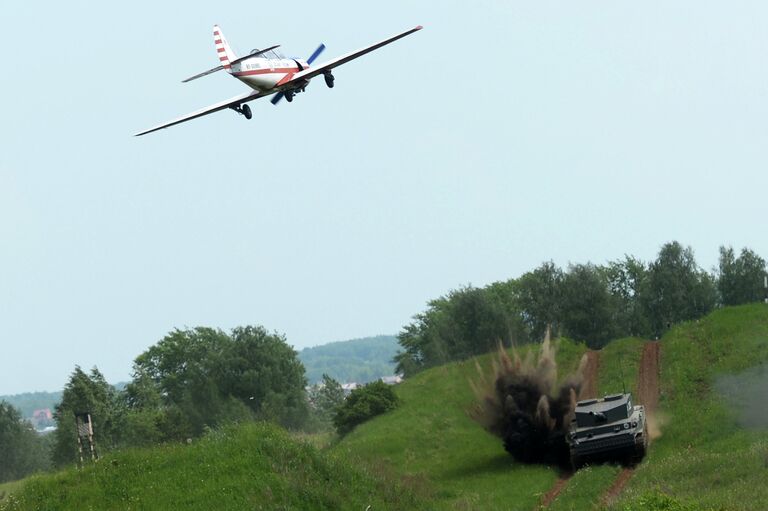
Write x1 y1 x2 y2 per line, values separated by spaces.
333 381 398 435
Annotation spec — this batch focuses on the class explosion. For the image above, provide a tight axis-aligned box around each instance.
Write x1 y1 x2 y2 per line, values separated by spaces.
469 332 588 464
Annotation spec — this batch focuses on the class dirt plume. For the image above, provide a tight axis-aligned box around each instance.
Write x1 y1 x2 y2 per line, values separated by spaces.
469 331 588 463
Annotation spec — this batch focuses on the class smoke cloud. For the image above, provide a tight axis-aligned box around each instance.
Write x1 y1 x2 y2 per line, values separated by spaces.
469 332 588 463
714 363 768 430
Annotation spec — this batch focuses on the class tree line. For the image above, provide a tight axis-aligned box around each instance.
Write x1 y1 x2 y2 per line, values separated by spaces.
0 326 394 482
394 242 767 376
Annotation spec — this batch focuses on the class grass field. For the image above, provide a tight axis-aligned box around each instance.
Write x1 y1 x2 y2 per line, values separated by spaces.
4 304 767 510
0 481 24 505
332 337 590 510
336 305 768 510
611 304 768 511
0 422 430 511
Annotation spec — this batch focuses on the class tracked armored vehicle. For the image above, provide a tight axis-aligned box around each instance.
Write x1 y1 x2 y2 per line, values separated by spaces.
567 393 648 469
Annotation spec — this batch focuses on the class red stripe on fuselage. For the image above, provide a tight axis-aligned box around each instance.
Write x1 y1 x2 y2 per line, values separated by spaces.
214 39 222 44
232 66 298 77
276 73 296 86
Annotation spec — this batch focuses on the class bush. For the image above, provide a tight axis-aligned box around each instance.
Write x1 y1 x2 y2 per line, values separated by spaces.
333 381 398 435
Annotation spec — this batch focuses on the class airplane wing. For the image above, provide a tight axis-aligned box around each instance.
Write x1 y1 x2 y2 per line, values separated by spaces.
134 89 270 136
287 25 423 84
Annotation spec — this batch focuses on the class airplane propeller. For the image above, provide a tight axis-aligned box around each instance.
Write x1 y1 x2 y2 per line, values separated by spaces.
271 43 326 105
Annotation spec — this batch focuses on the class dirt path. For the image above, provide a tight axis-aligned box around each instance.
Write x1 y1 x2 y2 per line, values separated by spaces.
579 350 601 400
539 351 600 509
599 341 661 507
599 467 634 507
637 341 660 413
539 475 571 509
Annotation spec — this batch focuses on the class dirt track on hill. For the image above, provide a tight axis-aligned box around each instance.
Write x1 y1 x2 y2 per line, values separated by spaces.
579 351 600 400
599 341 661 507
637 341 660 413
540 343 662 509
538 350 600 509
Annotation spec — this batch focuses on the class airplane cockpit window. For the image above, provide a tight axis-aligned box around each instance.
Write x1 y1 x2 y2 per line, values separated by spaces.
264 49 284 59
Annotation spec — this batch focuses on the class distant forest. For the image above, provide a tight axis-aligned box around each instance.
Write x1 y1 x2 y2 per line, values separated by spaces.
0 391 62 418
298 335 398 384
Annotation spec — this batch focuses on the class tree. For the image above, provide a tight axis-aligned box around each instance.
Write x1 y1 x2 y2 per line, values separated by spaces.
606 256 651 337
129 325 309 436
51 367 121 467
333 381 398 435
517 262 565 339
643 242 716 335
394 286 517 376
224 326 309 429
0 402 50 483
560 264 617 348
307 374 345 430
718 246 767 306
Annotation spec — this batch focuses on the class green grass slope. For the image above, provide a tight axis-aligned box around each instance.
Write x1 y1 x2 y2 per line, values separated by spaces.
333 338 590 511
337 304 768 511
611 304 768 511
0 423 429 511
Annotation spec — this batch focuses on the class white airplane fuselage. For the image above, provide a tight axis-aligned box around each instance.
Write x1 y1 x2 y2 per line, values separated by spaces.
135 24 422 136
228 57 311 92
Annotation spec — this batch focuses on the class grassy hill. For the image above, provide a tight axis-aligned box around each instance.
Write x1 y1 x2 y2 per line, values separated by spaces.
334 304 768 510
4 305 767 510
0 422 430 511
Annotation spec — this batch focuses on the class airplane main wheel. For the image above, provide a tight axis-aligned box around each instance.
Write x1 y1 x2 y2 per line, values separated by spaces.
285 92 294 102
324 73 335 88
242 104 252 120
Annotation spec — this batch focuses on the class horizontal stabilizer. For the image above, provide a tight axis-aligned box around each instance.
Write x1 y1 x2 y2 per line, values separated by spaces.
182 45 281 83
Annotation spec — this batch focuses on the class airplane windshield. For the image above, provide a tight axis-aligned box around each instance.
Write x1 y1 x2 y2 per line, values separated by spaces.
249 49 284 59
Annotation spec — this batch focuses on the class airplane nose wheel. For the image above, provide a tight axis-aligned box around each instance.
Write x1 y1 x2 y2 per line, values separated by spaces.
324 71 335 88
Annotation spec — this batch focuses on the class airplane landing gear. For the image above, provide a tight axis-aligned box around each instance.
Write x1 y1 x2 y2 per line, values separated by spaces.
324 71 335 88
231 104 252 120
285 91 294 102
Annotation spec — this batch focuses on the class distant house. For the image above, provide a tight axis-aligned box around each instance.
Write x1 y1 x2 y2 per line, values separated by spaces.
341 382 360 396
380 375 403 385
32 408 53 421
31 408 55 430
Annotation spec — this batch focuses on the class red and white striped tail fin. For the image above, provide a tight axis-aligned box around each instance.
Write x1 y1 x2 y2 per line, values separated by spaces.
213 25 237 71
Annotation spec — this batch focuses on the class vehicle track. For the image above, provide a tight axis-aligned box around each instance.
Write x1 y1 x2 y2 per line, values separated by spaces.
539 342 661 509
579 350 601 400
599 341 661 507
538 350 600 509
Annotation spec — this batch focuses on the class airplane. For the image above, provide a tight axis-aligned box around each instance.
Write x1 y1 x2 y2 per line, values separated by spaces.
135 25 423 136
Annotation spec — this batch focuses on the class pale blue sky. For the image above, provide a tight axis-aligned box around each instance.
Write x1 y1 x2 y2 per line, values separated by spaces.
2 1 767 394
